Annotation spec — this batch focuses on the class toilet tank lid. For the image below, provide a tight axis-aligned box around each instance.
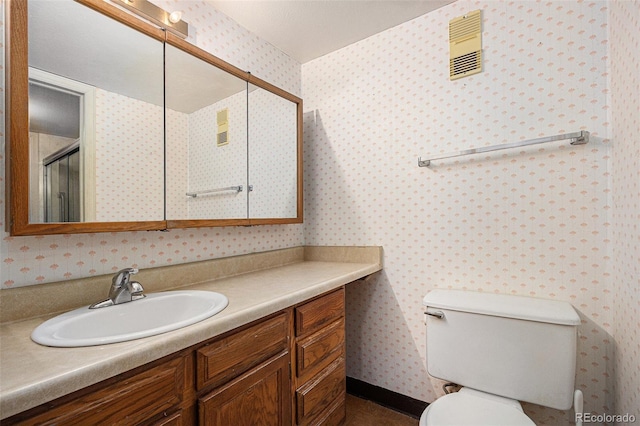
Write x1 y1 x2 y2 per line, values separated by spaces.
423 290 581 326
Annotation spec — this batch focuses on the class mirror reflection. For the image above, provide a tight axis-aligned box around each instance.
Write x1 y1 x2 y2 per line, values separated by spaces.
165 44 248 220
14 0 301 234
28 0 165 223
248 85 299 219
29 73 83 223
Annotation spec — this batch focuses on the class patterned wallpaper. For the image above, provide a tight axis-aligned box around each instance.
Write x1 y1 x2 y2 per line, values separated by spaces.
165 108 189 219
0 0 304 288
183 92 248 220
610 0 640 418
94 89 164 222
302 0 616 422
248 88 299 218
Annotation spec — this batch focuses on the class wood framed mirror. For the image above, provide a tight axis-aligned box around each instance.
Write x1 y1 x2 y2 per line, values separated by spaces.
6 0 303 236
6 0 167 235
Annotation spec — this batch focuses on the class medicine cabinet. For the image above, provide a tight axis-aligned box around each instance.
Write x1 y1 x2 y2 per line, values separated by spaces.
6 0 303 236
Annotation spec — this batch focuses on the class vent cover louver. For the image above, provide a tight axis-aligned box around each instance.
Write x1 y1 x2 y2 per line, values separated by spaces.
217 108 229 146
449 10 482 80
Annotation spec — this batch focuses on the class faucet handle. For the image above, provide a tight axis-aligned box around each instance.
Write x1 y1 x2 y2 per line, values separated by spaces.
112 267 139 287
130 281 144 294
129 281 145 300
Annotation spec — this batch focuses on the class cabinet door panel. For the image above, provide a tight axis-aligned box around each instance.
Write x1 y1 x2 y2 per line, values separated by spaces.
199 353 291 426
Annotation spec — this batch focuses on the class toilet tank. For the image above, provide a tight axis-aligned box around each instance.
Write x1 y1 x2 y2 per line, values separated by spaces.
423 290 581 410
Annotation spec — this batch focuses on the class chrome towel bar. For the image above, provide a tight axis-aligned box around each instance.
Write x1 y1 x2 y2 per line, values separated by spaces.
418 130 589 167
186 186 243 198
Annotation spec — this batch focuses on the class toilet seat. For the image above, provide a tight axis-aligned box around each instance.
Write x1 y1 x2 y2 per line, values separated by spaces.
419 388 536 426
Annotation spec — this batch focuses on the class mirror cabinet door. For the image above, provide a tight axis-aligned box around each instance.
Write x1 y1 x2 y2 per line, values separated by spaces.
165 44 249 221
9 0 302 235
248 84 299 219
27 0 165 224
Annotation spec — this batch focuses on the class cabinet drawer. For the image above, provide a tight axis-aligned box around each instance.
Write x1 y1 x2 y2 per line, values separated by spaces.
11 356 186 426
307 394 346 426
149 410 183 426
197 312 288 390
295 289 344 337
295 357 346 426
296 317 344 379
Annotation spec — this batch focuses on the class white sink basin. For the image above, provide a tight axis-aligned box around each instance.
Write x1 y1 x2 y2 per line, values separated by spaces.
31 290 228 347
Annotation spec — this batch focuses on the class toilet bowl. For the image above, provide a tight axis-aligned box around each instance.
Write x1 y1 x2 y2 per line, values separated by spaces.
419 388 535 426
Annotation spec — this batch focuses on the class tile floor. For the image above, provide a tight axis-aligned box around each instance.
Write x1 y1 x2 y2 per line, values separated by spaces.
345 394 419 426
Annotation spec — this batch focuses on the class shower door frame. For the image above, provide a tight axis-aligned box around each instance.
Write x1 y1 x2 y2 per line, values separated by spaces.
43 142 80 222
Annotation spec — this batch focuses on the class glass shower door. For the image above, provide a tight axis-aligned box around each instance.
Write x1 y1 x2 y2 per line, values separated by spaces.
44 148 80 222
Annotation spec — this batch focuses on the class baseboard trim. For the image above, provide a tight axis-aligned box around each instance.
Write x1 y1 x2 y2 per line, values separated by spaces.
346 376 428 419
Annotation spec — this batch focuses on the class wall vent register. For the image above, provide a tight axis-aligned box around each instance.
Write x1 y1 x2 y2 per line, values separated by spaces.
217 108 229 147
449 10 482 80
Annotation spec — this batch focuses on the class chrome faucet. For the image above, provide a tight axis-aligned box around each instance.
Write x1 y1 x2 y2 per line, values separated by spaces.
89 268 145 309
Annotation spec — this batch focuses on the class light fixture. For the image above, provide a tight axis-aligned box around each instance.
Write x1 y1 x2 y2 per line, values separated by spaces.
168 11 183 24
113 0 189 38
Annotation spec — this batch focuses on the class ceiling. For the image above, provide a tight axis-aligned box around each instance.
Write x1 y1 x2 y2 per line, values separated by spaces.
30 0 248 114
207 0 455 64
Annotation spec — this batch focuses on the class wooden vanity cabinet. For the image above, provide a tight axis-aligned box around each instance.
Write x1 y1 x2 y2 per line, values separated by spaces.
5 288 347 426
194 289 347 426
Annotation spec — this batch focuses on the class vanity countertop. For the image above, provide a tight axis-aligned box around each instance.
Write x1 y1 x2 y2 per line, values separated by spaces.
0 249 382 420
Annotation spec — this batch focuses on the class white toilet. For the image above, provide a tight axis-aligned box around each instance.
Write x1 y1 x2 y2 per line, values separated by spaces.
421 289 582 425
